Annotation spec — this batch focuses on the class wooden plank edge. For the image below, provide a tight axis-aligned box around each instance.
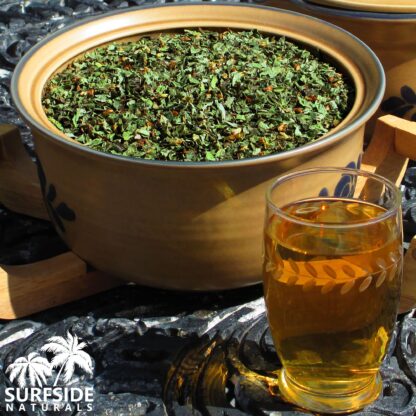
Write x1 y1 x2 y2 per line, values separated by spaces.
0 252 122 319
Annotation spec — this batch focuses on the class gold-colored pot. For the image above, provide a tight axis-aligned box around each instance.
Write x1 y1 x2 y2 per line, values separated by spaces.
11 4 384 290
262 0 416 122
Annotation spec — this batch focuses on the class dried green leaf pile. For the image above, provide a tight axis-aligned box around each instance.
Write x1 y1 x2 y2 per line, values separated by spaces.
42 30 352 162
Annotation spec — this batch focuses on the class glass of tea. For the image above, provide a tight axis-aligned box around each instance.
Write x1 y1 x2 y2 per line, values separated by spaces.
263 167 403 414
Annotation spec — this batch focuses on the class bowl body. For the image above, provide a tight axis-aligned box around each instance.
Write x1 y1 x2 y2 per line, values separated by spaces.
12 4 384 290
263 0 416 122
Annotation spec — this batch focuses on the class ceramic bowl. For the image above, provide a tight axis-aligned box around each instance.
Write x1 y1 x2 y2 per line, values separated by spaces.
262 0 416 123
11 4 384 290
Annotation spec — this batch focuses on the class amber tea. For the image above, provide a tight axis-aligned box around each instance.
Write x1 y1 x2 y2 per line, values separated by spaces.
264 176 403 415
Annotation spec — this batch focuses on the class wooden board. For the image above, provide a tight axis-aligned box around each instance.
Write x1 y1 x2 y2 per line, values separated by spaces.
0 253 121 319
359 115 415 200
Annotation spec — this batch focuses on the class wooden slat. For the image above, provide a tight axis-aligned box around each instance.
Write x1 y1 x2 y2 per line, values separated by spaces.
358 115 416 313
393 117 416 160
358 115 410 200
0 252 122 319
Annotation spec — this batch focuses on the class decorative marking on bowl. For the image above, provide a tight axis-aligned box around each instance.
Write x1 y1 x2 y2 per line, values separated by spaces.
36 157 76 233
319 157 361 198
381 85 416 121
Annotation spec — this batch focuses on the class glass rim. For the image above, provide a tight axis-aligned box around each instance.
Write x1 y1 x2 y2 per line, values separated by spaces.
266 167 402 229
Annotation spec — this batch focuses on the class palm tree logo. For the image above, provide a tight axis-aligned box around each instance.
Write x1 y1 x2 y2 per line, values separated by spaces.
5 352 52 388
41 331 93 386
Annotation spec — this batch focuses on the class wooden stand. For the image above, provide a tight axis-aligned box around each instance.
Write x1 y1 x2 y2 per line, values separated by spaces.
0 116 416 319
359 115 416 314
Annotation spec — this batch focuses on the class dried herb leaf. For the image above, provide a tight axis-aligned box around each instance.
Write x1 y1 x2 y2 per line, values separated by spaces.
42 30 352 162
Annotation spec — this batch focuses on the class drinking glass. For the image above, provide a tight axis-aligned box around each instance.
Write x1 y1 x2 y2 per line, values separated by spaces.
263 167 403 413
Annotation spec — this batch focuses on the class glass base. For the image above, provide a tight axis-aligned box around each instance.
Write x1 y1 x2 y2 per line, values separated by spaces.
278 369 382 414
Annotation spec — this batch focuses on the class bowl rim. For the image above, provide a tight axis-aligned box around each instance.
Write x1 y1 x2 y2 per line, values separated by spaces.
295 0 416 19
11 2 385 169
